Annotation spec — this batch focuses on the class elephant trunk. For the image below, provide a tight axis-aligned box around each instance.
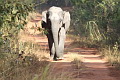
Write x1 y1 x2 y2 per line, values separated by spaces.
51 20 60 58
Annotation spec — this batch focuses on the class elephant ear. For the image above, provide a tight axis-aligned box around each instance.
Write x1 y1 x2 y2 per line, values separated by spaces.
63 11 70 31
42 10 47 23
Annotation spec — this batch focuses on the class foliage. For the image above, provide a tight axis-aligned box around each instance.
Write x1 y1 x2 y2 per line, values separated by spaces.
70 0 120 68
100 42 120 68
71 0 120 42
0 0 33 29
0 0 36 79
0 0 34 52
0 0 34 51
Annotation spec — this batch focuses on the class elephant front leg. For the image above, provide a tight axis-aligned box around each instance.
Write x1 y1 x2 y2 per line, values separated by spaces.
51 43 56 60
47 33 55 60
58 27 66 59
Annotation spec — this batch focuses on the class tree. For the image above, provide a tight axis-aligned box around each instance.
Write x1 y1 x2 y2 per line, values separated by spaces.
0 0 34 54
71 0 120 43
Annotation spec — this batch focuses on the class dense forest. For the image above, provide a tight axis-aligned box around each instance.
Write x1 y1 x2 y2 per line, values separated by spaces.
0 0 120 80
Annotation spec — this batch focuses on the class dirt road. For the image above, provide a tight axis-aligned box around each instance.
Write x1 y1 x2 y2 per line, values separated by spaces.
22 34 119 80
22 15 120 80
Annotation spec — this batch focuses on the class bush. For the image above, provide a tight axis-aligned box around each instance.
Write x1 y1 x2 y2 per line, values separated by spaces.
0 0 36 79
70 0 120 68
71 0 120 43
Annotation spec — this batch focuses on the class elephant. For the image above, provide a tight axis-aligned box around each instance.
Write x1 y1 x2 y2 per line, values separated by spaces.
42 6 70 60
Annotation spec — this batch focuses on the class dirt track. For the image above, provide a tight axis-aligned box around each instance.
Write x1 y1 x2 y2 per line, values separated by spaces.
23 15 120 80
37 36 119 80
21 33 120 80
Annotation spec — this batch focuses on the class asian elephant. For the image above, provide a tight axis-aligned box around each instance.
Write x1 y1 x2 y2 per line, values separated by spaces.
42 6 70 60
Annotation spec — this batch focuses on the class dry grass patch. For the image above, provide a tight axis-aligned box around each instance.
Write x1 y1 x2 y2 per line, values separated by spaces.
24 12 43 35
66 53 84 69
66 53 83 61
31 63 73 80
100 47 120 68
26 12 41 22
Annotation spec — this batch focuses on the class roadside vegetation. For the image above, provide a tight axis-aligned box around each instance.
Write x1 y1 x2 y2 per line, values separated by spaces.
0 0 50 79
0 0 120 80
0 0 80 80
70 0 120 67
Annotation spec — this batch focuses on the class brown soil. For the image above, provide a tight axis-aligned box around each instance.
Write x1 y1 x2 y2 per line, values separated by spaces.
22 15 120 80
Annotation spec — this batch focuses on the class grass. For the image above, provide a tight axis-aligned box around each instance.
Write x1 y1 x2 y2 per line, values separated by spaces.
69 27 120 69
24 11 43 35
0 11 49 80
26 12 41 22
74 34 120 68
39 63 73 80
3 10 120 79
66 52 84 69
100 45 120 68
67 33 120 69
67 33 102 49
0 41 50 80
0 16 76 80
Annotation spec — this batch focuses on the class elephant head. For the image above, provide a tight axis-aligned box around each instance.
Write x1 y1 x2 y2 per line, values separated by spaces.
42 6 70 59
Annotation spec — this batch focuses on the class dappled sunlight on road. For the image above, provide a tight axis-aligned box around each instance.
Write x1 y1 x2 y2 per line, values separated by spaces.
20 34 119 80
18 14 120 80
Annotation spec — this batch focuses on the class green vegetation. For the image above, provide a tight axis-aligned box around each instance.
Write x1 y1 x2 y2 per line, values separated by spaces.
0 0 120 79
0 0 42 79
0 0 74 80
70 0 120 67
0 0 34 56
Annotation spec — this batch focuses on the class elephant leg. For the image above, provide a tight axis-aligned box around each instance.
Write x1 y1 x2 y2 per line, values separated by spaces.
47 32 55 60
51 43 57 60
57 27 66 59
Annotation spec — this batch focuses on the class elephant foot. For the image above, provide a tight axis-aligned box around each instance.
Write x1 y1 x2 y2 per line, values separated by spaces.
50 57 64 61
49 56 57 61
56 57 64 60
49 56 54 61
49 55 64 61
